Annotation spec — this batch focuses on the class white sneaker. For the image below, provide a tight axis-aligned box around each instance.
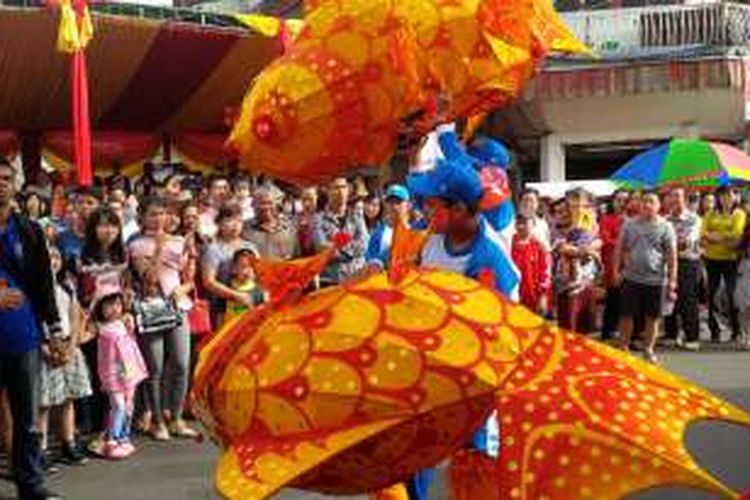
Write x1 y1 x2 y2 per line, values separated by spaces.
683 341 700 351
643 349 660 364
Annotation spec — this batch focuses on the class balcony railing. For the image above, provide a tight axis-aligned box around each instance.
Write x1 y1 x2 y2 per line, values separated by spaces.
562 2 750 59
0 0 249 29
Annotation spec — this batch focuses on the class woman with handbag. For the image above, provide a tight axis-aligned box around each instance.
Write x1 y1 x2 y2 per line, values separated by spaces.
128 197 198 441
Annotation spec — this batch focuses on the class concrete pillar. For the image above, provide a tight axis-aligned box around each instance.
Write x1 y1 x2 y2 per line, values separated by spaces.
540 133 565 182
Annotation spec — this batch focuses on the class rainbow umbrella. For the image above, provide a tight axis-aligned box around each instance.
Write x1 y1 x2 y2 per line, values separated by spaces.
611 139 750 189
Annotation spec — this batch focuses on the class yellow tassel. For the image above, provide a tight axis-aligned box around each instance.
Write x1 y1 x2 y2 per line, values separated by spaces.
78 6 94 48
56 0 93 53
56 0 80 53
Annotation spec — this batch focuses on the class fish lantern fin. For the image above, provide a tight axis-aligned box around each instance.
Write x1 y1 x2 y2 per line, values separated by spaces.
491 317 750 500
251 233 349 305
462 113 489 144
531 0 594 57
388 221 430 284
214 420 399 499
448 449 500 500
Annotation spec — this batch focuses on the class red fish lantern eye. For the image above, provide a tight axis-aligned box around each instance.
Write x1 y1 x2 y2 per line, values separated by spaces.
253 115 276 142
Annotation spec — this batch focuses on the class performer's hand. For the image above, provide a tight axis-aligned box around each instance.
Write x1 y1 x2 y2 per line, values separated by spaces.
0 288 24 310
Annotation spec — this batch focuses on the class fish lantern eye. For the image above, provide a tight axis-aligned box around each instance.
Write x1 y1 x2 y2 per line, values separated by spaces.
253 114 277 142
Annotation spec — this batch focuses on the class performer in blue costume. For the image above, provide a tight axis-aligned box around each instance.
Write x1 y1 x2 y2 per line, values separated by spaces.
437 129 516 236
402 135 520 500
409 130 520 299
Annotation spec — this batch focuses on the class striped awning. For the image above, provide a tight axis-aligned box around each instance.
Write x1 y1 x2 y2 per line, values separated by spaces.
0 7 280 133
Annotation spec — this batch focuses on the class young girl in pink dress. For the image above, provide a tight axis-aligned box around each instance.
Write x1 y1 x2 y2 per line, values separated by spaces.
93 286 148 459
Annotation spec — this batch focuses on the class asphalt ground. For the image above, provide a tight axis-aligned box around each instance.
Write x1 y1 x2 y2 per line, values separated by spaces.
0 351 746 500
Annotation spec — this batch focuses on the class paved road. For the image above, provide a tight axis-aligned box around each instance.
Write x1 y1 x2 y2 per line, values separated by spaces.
0 352 747 500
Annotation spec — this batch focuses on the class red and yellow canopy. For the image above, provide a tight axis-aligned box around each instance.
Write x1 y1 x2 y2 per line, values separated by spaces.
0 8 279 134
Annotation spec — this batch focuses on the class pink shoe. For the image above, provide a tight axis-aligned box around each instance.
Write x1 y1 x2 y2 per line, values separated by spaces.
104 441 129 460
119 441 136 457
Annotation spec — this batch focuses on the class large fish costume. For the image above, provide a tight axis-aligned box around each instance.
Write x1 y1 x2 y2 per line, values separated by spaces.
192 225 750 500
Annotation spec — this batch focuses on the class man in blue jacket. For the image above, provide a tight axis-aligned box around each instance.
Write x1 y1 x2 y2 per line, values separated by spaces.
0 160 63 500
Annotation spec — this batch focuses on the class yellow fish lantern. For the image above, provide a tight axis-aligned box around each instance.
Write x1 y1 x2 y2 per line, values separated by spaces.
192 252 502 497
193 225 750 500
228 0 589 183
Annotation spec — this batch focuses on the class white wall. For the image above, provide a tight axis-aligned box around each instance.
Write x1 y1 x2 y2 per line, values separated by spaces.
542 88 745 145
536 87 746 181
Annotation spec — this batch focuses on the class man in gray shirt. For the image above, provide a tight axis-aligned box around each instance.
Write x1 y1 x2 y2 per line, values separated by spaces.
664 187 702 350
614 191 677 363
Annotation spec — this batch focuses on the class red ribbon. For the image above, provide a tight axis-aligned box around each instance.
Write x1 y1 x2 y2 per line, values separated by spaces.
72 48 92 186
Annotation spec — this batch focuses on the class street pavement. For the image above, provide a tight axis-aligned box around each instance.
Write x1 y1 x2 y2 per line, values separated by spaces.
0 351 747 500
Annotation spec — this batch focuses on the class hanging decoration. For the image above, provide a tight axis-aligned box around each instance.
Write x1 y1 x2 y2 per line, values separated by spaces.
54 0 94 186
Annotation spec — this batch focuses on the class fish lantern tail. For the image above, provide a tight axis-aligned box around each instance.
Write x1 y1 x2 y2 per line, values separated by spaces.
488 315 750 500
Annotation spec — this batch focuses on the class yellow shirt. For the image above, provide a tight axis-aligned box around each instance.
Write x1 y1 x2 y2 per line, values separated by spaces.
225 279 264 324
701 209 746 261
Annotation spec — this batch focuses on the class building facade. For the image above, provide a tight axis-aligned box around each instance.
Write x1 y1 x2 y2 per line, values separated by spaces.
490 2 750 182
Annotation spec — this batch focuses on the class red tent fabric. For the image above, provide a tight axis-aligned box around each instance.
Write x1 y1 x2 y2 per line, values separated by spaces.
173 132 236 169
43 130 160 171
0 131 17 158
0 10 279 133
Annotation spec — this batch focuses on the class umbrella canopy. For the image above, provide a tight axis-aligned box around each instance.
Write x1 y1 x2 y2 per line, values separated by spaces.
193 226 750 500
229 0 588 184
611 139 750 189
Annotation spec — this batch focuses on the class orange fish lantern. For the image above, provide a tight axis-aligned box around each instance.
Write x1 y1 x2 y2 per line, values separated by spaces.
193 226 750 500
228 0 589 183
